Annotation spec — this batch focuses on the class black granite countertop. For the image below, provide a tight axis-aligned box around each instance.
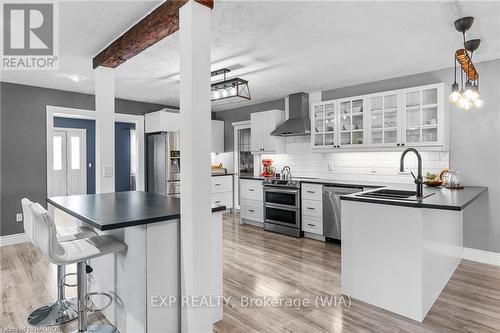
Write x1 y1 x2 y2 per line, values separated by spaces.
238 175 487 211
340 185 487 211
47 191 226 231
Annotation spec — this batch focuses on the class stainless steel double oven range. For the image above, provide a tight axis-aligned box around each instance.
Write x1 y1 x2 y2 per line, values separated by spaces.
262 179 302 237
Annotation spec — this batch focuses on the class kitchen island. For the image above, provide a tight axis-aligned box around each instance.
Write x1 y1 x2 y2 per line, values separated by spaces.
47 191 225 333
340 186 487 322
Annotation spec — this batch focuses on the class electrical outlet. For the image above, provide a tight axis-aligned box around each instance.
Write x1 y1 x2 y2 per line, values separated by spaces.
327 163 333 172
16 213 23 222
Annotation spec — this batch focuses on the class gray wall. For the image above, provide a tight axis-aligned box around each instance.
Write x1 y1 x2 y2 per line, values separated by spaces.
212 59 500 253
0 82 168 236
213 99 285 152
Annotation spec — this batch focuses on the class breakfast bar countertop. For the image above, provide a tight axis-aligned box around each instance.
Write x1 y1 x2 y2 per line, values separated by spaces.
47 191 226 231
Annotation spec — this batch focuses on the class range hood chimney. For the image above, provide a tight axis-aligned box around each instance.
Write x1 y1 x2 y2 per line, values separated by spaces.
271 92 310 137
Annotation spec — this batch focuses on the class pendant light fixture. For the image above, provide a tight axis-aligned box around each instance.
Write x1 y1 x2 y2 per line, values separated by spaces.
449 17 483 109
211 68 251 102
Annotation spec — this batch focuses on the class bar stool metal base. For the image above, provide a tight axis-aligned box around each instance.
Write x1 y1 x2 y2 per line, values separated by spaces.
27 297 78 326
70 324 120 333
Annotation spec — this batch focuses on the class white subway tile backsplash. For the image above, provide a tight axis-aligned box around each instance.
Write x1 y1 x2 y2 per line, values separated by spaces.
434 160 450 169
258 142 449 184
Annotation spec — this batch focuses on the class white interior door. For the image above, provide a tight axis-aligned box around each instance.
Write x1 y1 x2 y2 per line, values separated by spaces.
66 129 87 195
50 128 87 196
52 130 67 196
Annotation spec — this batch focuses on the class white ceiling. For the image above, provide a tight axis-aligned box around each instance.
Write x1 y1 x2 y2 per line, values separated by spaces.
2 1 500 111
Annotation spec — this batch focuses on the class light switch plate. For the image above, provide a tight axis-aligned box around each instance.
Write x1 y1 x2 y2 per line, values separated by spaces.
16 213 23 222
103 165 113 177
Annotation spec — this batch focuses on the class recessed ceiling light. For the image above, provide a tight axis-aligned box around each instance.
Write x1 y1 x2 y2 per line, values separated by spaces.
67 74 84 82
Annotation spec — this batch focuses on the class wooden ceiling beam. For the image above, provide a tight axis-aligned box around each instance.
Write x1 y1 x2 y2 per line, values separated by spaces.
93 0 213 69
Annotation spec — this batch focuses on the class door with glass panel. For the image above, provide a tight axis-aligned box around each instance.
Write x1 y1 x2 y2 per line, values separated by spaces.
338 97 365 147
311 101 337 148
402 83 443 147
51 128 87 196
233 122 253 210
368 91 401 147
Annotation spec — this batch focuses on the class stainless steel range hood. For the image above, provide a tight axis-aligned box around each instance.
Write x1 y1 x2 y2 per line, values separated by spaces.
271 92 310 136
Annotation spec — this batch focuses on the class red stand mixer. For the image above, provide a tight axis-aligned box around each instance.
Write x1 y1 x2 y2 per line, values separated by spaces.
261 159 274 178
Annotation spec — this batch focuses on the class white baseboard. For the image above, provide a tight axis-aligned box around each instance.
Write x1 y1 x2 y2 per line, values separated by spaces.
0 233 28 246
463 247 500 267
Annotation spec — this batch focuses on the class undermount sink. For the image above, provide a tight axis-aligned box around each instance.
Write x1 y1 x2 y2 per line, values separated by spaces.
356 189 434 201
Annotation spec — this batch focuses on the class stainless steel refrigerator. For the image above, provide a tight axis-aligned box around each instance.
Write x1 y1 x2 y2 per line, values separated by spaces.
147 132 180 197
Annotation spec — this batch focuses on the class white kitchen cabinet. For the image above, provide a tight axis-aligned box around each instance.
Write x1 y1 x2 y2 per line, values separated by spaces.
366 90 402 147
301 183 323 236
145 109 180 133
239 179 264 224
211 120 224 153
311 83 448 151
401 83 447 149
301 183 323 201
302 215 323 235
311 100 338 148
338 96 367 147
251 110 286 153
211 175 233 210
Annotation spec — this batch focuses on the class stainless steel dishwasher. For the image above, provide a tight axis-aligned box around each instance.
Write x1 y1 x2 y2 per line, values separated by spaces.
323 185 363 242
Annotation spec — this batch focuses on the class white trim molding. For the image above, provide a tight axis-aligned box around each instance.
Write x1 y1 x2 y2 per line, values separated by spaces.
463 247 500 267
231 120 250 127
46 105 146 196
0 233 28 247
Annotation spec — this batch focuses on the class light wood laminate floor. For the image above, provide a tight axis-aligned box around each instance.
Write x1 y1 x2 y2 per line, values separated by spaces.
214 214 500 333
2 213 500 332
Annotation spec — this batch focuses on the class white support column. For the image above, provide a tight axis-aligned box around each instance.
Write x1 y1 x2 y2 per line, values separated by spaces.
179 1 212 332
95 67 115 193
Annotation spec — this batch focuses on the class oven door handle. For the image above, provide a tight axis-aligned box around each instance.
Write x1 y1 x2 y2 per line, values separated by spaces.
264 188 299 194
265 203 299 211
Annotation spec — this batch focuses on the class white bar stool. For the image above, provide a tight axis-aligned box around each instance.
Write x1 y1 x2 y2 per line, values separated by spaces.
30 202 127 333
22 198 97 326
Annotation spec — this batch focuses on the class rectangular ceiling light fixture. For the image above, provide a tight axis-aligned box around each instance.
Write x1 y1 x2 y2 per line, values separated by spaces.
211 68 251 102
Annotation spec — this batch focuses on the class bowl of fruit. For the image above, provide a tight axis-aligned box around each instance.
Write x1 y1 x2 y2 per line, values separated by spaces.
424 172 443 187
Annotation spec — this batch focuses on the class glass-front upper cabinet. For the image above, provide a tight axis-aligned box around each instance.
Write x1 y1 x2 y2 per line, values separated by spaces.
402 83 444 147
338 97 365 146
367 90 401 147
311 101 337 148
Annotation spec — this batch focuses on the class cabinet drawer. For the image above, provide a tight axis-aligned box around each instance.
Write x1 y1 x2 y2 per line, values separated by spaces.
302 215 323 235
240 179 263 202
302 199 322 218
240 199 263 222
212 193 232 209
301 183 323 201
212 176 232 193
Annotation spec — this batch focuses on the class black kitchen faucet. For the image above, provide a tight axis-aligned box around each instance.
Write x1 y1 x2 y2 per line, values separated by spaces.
400 148 424 197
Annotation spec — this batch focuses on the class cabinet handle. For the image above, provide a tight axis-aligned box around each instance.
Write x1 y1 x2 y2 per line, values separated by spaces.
249 209 255 212
397 143 400 146
215 200 221 203
307 223 315 227
248 189 255 192
307 190 315 194
214 183 221 186
307 207 315 210
401 143 405 146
